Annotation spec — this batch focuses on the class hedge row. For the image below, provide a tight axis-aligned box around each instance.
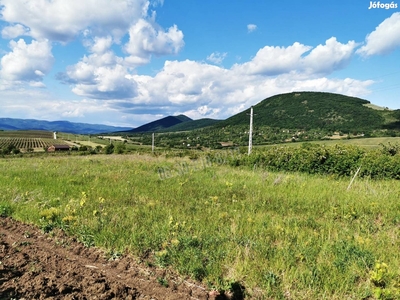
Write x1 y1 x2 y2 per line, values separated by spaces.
226 143 400 180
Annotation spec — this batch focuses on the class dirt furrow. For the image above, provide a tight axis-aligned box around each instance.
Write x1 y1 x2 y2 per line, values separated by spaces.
0 217 213 300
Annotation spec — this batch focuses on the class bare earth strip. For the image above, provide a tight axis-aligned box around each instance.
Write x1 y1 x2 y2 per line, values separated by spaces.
0 217 216 300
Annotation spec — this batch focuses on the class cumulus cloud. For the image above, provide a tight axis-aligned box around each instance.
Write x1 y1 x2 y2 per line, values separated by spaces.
57 14 184 100
233 42 312 76
0 0 148 42
124 19 184 66
232 38 357 77
303 37 357 74
0 0 185 98
247 24 257 33
1 24 29 39
0 39 54 84
206 52 227 65
61 52 137 100
56 21 184 100
357 12 400 56
90 36 114 54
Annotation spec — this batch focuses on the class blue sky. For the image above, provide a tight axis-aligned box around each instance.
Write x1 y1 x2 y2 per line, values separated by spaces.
0 0 399 127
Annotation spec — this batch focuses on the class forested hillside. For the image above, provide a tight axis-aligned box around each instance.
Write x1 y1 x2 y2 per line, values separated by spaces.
218 92 386 132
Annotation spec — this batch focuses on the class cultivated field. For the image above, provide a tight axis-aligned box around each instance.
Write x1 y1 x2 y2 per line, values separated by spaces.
0 130 54 138
0 130 69 152
0 137 58 150
1 153 399 299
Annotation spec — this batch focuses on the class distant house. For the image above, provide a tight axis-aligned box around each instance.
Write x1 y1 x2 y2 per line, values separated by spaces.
47 144 70 152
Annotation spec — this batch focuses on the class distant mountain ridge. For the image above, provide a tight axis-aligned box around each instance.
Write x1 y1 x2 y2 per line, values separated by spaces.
158 118 222 132
122 115 193 133
0 118 132 134
121 115 222 133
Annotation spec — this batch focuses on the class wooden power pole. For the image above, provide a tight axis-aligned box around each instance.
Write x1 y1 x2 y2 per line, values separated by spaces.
152 133 155 153
248 106 254 155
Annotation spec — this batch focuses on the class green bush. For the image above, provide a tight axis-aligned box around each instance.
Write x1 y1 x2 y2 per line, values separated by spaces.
233 143 400 180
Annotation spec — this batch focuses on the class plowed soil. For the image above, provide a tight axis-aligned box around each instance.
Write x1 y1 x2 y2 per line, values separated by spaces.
0 217 221 300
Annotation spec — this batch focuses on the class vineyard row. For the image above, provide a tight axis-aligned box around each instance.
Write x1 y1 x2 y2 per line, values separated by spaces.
0 138 56 149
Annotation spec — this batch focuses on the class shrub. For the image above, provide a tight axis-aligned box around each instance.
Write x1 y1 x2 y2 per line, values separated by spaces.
239 143 400 179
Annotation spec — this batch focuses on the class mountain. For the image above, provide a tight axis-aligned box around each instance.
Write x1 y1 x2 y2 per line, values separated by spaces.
216 91 398 132
0 118 132 134
123 114 193 133
158 118 222 132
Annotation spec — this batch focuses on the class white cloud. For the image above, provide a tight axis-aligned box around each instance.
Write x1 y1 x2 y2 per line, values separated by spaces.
151 0 164 7
207 52 227 65
1 24 29 39
29 81 46 88
357 12 400 56
303 37 357 74
233 38 357 77
90 36 114 54
0 0 185 95
247 24 257 33
0 87 125 123
63 52 137 100
0 39 54 84
124 19 184 66
55 16 184 99
233 42 312 76
0 0 148 42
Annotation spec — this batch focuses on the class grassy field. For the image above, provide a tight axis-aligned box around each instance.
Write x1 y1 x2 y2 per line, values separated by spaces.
1 153 400 299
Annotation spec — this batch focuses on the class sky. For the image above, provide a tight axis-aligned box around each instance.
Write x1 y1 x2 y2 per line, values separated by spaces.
0 0 399 128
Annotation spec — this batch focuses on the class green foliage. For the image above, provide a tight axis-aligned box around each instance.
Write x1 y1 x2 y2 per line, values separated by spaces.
332 240 374 272
1 143 17 155
0 202 13 217
114 143 126 154
230 143 400 180
39 207 62 233
158 118 221 132
369 262 400 299
104 143 114 154
218 92 386 132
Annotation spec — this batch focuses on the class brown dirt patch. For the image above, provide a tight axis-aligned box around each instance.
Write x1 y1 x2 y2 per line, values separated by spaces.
0 217 220 300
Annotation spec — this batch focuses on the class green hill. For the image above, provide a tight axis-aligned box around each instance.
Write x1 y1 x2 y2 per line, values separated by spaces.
158 118 222 132
122 92 400 148
218 91 390 132
124 115 192 133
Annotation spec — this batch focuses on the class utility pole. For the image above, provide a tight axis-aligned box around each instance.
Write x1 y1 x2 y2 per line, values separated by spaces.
248 106 254 155
152 133 155 153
